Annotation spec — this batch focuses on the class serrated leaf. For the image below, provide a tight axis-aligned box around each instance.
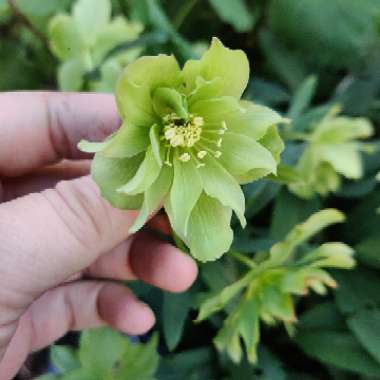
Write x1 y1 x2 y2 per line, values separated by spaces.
79 327 129 377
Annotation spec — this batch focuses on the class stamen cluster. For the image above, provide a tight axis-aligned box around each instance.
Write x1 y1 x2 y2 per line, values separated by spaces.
161 113 227 167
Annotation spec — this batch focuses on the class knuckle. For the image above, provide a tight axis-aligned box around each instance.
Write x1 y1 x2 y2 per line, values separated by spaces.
42 177 111 251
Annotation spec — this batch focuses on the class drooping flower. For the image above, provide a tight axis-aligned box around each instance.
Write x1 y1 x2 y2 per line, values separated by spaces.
49 0 143 92
289 107 373 199
79 38 285 262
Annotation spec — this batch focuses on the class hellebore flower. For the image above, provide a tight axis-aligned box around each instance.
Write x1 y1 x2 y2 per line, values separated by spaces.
49 0 143 91
289 106 373 199
79 38 285 262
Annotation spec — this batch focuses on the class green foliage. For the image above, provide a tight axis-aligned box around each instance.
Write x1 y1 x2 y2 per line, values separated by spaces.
197 210 354 363
35 327 159 380
4 0 380 378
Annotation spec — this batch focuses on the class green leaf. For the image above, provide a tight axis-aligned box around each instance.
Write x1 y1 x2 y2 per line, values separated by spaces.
58 59 85 91
113 334 159 379
168 158 202 237
92 154 143 210
287 75 317 120
270 209 345 261
61 369 95 380
197 271 253 321
33 375 58 380
73 0 111 47
334 269 380 315
270 188 321 240
163 291 192 351
199 156 246 227
79 327 128 377
51 345 80 373
117 147 161 195
295 330 380 377
49 14 85 60
187 193 233 262
208 0 254 32
129 165 172 233
183 37 249 100
268 0 380 69
348 308 380 365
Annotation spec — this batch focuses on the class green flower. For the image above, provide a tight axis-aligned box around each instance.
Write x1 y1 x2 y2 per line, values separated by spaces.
49 0 143 91
79 38 285 262
289 107 373 198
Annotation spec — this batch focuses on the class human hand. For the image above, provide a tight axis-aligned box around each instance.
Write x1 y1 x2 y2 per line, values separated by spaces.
0 92 198 380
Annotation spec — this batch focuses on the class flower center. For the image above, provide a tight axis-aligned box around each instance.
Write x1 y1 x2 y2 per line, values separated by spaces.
161 113 228 168
163 113 203 148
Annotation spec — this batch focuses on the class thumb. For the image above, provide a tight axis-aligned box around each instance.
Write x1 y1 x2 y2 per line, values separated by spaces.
0 175 138 299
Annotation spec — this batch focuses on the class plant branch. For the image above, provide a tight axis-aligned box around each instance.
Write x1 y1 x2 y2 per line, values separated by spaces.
173 0 198 30
7 0 49 48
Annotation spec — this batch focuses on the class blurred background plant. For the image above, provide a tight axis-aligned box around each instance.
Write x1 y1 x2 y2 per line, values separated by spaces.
2 0 380 379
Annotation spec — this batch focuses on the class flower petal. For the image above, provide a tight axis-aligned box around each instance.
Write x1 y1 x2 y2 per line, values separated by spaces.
91 154 143 210
117 147 161 195
317 143 363 179
116 55 181 126
191 97 284 141
78 124 150 158
199 156 246 227
129 165 173 233
73 0 111 47
152 87 188 119
149 124 164 166
49 15 85 60
182 37 249 101
186 193 233 262
168 158 203 237
257 125 284 163
219 132 277 184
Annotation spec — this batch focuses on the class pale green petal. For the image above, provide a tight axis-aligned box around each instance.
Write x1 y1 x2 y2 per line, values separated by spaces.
168 158 202 237
199 156 246 227
191 97 284 141
317 143 363 179
182 37 249 101
149 124 163 166
49 15 85 60
152 87 188 119
116 55 181 126
93 16 143 64
73 0 111 47
186 193 233 262
258 125 284 163
117 147 161 195
314 116 373 143
102 124 150 158
78 138 113 153
129 166 173 233
92 154 143 210
58 59 85 91
219 132 277 183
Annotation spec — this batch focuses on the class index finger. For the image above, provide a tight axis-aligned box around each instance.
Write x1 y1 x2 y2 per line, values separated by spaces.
0 91 120 177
